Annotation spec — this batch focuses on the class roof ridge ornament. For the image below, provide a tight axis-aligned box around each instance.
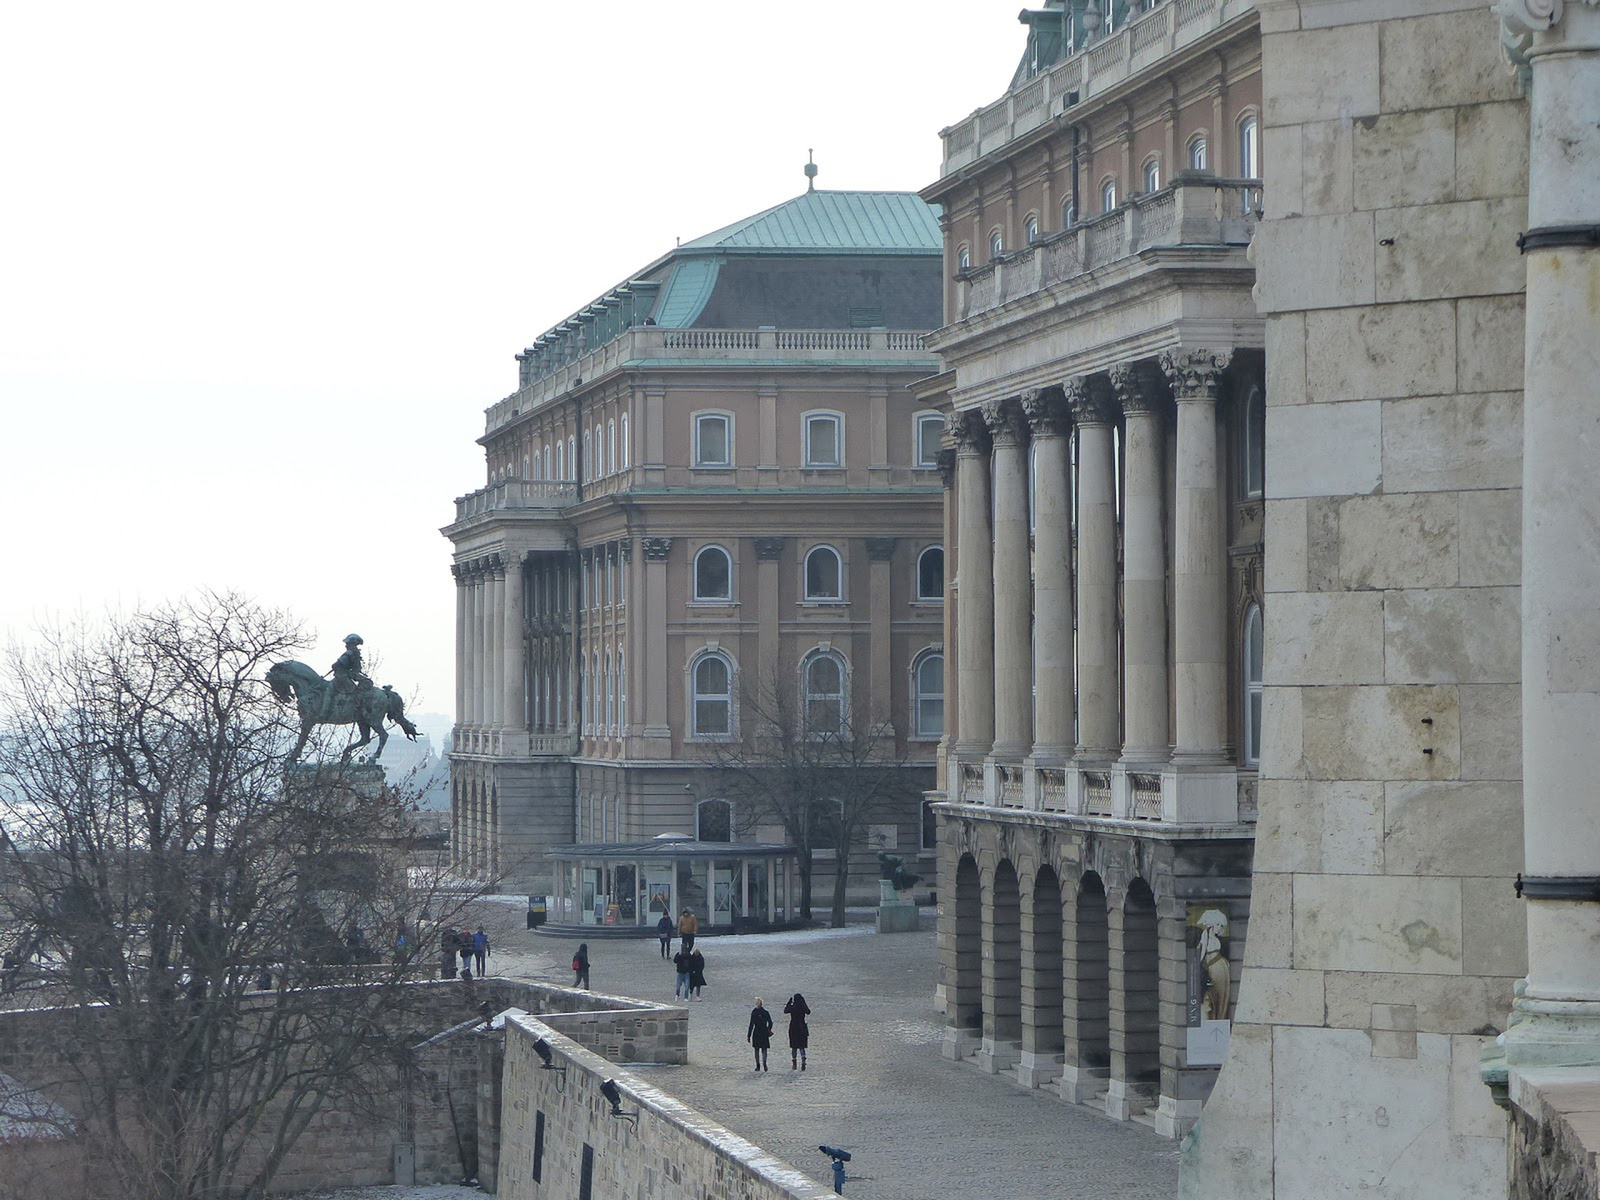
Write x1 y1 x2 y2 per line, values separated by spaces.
805 149 818 193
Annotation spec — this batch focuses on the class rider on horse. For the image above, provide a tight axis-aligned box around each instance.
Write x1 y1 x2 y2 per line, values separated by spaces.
328 634 374 718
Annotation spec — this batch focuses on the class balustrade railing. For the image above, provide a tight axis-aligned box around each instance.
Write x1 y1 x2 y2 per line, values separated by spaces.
1082 771 1113 816
961 763 986 805
454 479 578 522
998 766 1025 809
1039 769 1069 813
1131 773 1164 820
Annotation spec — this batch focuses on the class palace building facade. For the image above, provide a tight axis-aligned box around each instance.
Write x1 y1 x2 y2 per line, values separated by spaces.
443 188 947 924
920 0 1265 1138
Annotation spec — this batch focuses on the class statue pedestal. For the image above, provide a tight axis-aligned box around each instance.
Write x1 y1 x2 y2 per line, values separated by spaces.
876 879 920 933
283 761 388 802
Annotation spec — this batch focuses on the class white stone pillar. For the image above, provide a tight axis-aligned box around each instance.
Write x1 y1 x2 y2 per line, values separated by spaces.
1023 387 1074 761
465 571 482 729
1111 362 1170 764
951 410 995 760
986 398 1033 761
641 538 673 751
453 564 467 729
503 551 526 732
1502 1 1600 1060
1070 377 1120 761
1161 349 1232 763
487 557 506 730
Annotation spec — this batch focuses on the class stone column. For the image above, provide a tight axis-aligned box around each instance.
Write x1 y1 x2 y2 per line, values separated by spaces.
755 538 785 685
866 538 897 731
951 411 995 760
502 551 526 734
1022 387 1074 761
640 538 673 749
1161 350 1232 764
1070 377 1121 761
486 555 505 731
465 569 481 729
453 564 467 729
986 398 1033 761
937 448 959 793
1111 362 1169 764
1500 1 1600 1067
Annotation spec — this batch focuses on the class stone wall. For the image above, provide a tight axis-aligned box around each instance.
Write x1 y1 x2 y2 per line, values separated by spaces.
1179 2 1525 1197
497 1016 834 1200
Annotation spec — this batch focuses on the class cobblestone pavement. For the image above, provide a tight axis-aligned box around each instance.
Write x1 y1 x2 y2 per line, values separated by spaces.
473 900 1179 1200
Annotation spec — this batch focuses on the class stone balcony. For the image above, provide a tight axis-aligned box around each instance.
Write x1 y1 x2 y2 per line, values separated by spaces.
452 724 579 760
451 479 577 525
937 0 1257 176
955 177 1261 323
485 327 935 434
953 756 1256 828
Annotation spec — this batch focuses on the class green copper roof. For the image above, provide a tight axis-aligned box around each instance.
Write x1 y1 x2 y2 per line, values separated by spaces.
654 257 721 328
679 190 941 255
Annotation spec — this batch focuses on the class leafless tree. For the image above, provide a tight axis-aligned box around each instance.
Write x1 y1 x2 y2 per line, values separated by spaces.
0 593 482 1200
695 666 920 927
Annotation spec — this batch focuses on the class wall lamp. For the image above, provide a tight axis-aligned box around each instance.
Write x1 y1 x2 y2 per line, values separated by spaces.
533 1037 568 1090
600 1078 639 1126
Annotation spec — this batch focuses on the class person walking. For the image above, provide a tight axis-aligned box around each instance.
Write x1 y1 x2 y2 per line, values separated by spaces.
656 913 674 958
677 908 698 952
672 947 693 999
458 930 473 977
784 992 811 1070
747 998 774 1071
688 947 707 1001
472 926 491 977
572 942 590 990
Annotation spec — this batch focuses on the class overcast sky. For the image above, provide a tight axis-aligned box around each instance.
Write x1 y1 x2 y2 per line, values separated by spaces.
1 1 1025 716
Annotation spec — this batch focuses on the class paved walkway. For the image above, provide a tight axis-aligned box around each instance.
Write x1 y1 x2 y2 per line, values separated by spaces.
472 901 1179 1200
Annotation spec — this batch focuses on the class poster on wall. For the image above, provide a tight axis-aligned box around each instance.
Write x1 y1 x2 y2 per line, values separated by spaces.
1185 904 1233 1067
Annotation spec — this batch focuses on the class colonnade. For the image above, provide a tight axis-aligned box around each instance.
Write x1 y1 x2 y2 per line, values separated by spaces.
452 551 527 756
947 348 1238 822
451 773 498 880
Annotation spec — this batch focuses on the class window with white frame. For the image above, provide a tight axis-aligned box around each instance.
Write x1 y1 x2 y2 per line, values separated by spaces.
583 430 591 480
694 412 732 467
917 547 945 601
532 451 542 481
1189 135 1208 171
567 435 575 479
1062 199 1076 228
804 412 842 467
989 230 1004 259
557 441 565 482
620 413 629 469
1101 178 1118 212
580 557 588 608
691 652 734 737
606 554 614 606
1025 214 1039 244
913 651 944 738
957 244 971 271
1144 158 1160 193
693 545 733 602
604 651 614 730
1239 114 1260 179
1244 604 1263 766
915 412 944 468
803 650 847 736
1244 385 1265 498
618 651 626 731
803 545 842 601
607 419 616 476
696 798 733 843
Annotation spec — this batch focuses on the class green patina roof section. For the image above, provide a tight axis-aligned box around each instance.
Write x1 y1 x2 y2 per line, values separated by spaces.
679 190 942 254
653 257 721 328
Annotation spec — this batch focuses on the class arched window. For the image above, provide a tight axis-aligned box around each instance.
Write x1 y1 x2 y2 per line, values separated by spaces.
620 413 629 469
691 652 734 737
915 412 944 468
1062 199 1076 228
1025 214 1040 244
1243 604 1263 766
917 547 945 601
1101 178 1118 213
1239 114 1260 179
989 229 1004 259
583 430 591 480
804 546 842 601
1144 157 1160 193
1189 135 1208 171
693 545 733 602
695 412 732 467
913 651 945 738
804 412 842 467
544 444 551 480
607 419 616 476
803 650 847 735
957 244 971 271
522 454 530 479
604 651 614 730
618 651 626 732
1243 385 1265 498
696 798 733 843
567 435 575 479
532 451 542 481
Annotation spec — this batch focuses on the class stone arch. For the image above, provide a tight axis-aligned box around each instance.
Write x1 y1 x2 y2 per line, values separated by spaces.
945 853 984 1058
1065 870 1111 1103
984 859 1023 1072
1111 876 1161 1118
1020 865 1065 1086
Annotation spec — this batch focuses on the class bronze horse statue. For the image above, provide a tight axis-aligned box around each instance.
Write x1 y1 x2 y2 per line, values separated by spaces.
266 660 419 764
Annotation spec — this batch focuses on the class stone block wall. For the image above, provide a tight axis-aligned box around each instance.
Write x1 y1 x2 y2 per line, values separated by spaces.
497 1016 835 1200
1179 2 1525 1197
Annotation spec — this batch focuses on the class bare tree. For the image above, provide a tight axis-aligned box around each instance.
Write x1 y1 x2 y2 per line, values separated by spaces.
695 666 920 927
0 593 482 1200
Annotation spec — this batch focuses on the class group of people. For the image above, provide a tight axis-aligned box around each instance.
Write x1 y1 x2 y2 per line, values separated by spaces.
747 993 811 1072
442 926 491 980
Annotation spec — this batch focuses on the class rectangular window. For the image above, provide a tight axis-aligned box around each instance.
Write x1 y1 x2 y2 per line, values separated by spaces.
579 1144 594 1200
695 413 731 467
805 414 841 467
533 1112 544 1183
916 414 943 468
920 799 938 852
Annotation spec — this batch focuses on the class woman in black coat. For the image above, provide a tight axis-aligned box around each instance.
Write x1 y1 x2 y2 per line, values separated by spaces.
572 943 590 990
688 948 707 1001
783 992 811 1070
747 997 774 1071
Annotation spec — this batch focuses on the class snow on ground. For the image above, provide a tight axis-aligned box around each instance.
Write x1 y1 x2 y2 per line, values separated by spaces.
297 1186 481 1200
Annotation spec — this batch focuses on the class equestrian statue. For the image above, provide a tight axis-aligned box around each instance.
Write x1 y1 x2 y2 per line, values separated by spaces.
266 634 419 764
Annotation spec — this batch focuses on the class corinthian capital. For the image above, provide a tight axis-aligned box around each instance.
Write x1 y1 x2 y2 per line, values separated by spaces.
1065 376 1117 426
981 397 1030 448
1020 386 1072 437
949 409 992 455
1108 362 1165 417
1496 0 1567 33
1160 348 1233 402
